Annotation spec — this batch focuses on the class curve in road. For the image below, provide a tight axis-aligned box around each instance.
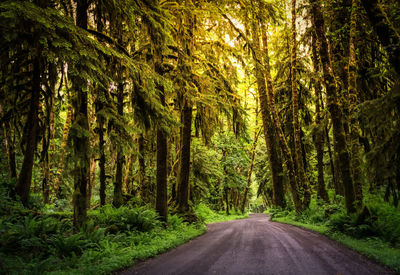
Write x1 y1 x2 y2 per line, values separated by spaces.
119 214 392 275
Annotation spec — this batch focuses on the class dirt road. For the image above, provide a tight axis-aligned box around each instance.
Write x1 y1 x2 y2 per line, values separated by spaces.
119 214 391 275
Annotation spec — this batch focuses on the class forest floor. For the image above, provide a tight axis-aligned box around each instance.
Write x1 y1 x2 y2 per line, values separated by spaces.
119 214 392 275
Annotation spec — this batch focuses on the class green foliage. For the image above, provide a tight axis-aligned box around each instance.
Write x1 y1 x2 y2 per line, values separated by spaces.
214 133 249 190
0 204 205 274
190 138 223 204
196 203 248 224
89 205 161 232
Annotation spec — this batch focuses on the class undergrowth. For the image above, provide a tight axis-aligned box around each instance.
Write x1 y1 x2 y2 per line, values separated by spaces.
0 184 206 274
195 203 248 223
268 195 400 272
0 183 247 274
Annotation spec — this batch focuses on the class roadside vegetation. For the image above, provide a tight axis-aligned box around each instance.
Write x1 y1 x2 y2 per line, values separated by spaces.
0 185 204 274
0 185 248 274
268 195 400 272
196 204 248 224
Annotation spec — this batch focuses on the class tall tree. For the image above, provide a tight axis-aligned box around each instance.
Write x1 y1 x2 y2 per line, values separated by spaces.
311 32 329 202
348 0 363 206
291 0 310 208
113 82 125 208
71 0 90 228
176 3 195 215
14 0 47 206
177 100 193 213
310 0 356 213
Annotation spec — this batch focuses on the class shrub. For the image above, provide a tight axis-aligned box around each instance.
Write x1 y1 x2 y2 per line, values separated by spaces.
89 205 161 232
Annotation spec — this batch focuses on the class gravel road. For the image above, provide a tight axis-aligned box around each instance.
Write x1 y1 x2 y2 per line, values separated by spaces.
119 214 392 275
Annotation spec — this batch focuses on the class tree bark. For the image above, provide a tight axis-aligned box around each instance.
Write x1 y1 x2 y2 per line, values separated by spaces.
291 0 311 209
241 128 262 213
258 24 303 212
310 0 356 213
53 76 73 198
87 158 96 208
348 0 363 207
138 133 146 201
2 121 17 180
15 46 41 206
251 22 285 209
177 101 193 213
95 0 106 207
156 91 168 222
224 187 230 215
311 32 329 202
113 83 125 208
98 107 106 206
72 0 89 229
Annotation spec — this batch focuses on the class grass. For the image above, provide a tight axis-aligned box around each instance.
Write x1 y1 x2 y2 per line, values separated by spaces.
270 196 400 273
196 203 249 224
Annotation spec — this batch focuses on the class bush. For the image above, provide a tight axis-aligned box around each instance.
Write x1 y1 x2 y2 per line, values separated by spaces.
89 205 161 232
270 195 400 246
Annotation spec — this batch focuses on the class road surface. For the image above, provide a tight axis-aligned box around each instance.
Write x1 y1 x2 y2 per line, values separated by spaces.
119 214 392 275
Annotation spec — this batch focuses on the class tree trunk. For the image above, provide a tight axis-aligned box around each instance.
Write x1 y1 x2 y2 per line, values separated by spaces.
177 101 193 213
113 83 125 208
241 128 262 213
98 107 106 206
2 121 17 180
53 76 73 198
224 187 230 215
310 0 356 213
156 91 168 222
87 158 96 209
95 0 106 207
258 24 303 212
72 0 89 229
348 0 363 207
311 32 329 202
41 136 50 204
138 133 146 201
15 47 41 206
291 0 311 209
252 23 285 209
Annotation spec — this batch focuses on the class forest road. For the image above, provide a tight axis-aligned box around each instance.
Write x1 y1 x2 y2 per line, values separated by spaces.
118 214 392 275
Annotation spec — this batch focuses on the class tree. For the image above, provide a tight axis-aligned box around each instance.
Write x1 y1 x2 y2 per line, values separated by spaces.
310 0 356 213
71 0 90 229
291 0 310 209
311 32 329 202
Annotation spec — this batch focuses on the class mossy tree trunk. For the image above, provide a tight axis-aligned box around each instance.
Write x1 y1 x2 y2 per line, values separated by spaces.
251 21 285 209
259 23 303 212
72 0 90 229
156 89 168 223
311 32 329 202
291 0 311 209
348 0 363 207
310 0 356 213
138 133 146 201
177 101 193 213
113 82 125 208
15 7 43 205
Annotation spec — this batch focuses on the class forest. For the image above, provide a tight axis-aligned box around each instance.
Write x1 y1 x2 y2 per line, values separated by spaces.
0 0 400 274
